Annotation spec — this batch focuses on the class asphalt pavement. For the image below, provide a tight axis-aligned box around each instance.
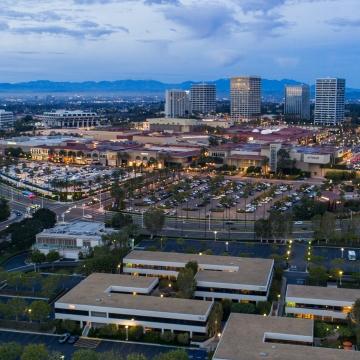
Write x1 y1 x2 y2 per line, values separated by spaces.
0 329 207 360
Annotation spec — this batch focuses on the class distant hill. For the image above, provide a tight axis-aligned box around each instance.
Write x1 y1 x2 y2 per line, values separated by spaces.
0 79 359 100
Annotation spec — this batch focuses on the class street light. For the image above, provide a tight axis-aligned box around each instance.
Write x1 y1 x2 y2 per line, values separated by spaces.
125 325 129 341
341 248 344 258
339 270 343 286
225 241 229 252
214 231 218 242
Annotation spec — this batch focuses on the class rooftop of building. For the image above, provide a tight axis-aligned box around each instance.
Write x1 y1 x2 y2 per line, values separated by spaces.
286 285 360 303
213 313 359 360
124 250 273 288
42 110 98 116
38 220 105 236
0 135 90 148
56 273 212 316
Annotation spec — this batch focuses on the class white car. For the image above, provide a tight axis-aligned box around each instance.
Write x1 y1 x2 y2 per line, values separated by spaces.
294 221 303 225
83 214 93 219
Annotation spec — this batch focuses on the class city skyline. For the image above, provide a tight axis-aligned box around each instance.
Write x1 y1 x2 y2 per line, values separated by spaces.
0 0 359 86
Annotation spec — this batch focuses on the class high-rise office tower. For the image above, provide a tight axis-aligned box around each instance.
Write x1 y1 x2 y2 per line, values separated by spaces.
190 84 216 114
314 78 345 125
0 110 14 130
230 76 261 121
165 90 190 118
284 84 310 121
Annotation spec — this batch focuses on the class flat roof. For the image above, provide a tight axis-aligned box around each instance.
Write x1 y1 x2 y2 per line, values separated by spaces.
286 285 360 302
39 221 104 236
57 273 212 316
214 314 359 360
124 251 273 287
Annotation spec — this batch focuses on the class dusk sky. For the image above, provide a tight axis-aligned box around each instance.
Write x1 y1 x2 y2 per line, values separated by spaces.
1 0 359 86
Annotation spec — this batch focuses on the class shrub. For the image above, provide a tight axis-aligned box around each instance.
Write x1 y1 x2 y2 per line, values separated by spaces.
177 333 189 345
231 302 256 314
129 326 144 340
160 331 175 343
98 324 119 338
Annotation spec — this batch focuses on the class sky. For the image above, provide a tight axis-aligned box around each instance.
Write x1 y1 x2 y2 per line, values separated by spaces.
0 0 360 86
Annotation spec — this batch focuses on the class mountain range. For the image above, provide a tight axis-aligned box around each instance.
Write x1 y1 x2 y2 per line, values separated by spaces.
0 79 359 100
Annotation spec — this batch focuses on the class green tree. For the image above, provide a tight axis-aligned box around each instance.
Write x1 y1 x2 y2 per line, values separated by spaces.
207 302 223 337
154 350 188 360
231 302 256 314
29 300 51 322
256 301 271 316
111 183 125 210
254 219 272 242
127 354 147 360
110 213 133 229
8 298 26 321
32 208 56 228
177 333 189 345
0 342 22 360
185 261 198 275
351 298 360 325
30 250 46 268
144 208 165 239
0 198 10 221
98 351 123 360
46 250 61 264
72 349 99 360
176 267 196 299
308 266 328 285
21 344 49 360
160 331 176 343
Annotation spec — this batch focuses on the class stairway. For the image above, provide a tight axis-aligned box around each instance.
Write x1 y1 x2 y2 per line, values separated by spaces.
74 337 101 349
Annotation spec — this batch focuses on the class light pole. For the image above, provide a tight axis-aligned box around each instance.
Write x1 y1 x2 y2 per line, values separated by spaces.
339 270 343 286
208 211 211 231
341 247 344 258
125 325 129 341
141 210 144 229
225 241 229 252
214 230 217 242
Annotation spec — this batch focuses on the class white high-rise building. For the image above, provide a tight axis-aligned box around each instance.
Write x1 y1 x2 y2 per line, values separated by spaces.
314 78 345 125
285 84 310 121
0 110 14 130
230 76 261 121
190 84 216 114
165 90 190 118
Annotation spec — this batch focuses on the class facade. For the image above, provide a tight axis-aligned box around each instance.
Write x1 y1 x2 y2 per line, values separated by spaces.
213 313 358 360
314 78 346 125
123 250 274 303
0 110 14 130
165 90 190 118
285 285 360 321
190 84 216 114
34 221 106 259
38 110 101 128
285 84 310 121
230 76 261 121
147 118 200 133
55 273 214 338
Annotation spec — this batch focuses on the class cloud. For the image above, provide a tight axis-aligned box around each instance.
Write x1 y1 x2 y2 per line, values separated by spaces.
0 9 64 21
326 17 360 27
12 25 119 39
162 3 238 39
239 0 286 12
0 22 9 31
144 0 180 5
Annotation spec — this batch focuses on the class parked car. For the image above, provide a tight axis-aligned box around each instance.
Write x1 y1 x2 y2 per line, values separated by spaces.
58 333 70 344
67 335 79 344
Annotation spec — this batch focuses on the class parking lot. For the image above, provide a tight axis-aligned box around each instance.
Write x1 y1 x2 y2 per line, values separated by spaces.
0 162 132 195
126 175 318 220
0 330 207 360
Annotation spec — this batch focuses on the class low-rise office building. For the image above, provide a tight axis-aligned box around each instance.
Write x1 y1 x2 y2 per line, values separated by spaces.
213 313 358 360
34 221 106 259
55 273 213 337
37 110 102 128
123 250 274 303
285 285 360 321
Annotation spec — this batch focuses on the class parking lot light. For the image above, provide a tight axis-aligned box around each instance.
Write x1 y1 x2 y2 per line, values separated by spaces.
341 248 344 258
339 270 343 286
225 241 229 252
214 231 218 242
